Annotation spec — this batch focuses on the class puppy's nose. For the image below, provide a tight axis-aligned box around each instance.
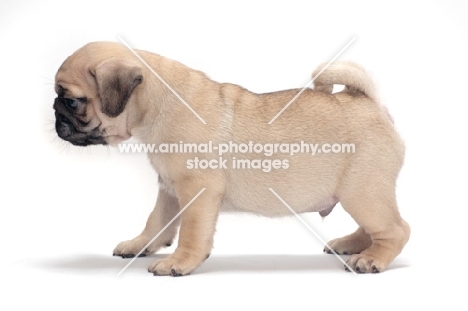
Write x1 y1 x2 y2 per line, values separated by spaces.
55 114 73 138
58 121 72 138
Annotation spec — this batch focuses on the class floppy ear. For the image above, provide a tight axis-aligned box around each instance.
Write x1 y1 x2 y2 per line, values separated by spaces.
92 60 143 117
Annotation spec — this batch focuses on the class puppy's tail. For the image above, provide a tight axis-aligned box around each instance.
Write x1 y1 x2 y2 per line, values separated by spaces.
312 61 379 103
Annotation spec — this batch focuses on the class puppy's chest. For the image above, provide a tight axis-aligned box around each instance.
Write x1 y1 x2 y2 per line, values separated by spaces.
149 155 174 189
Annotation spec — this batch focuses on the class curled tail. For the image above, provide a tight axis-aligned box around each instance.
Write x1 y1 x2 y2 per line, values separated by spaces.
312 61 379 102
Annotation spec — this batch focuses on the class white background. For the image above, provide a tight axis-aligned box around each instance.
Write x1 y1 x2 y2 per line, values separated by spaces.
1 0 467 309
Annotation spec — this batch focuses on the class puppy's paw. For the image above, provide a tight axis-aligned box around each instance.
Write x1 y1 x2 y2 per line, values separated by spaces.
113 235 170 258
324 237 368 255
324 229 372 255
148 252 205 277
346 254 384 274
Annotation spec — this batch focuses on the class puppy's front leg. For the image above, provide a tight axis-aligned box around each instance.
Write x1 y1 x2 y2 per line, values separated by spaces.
148 181 222 276
113 188 180 258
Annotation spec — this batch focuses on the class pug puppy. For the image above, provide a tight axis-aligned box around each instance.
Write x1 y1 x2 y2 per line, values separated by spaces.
53 41 410 276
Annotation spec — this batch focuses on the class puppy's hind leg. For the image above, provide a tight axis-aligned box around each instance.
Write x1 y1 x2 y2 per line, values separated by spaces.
337 178 410 273
113 188 180 258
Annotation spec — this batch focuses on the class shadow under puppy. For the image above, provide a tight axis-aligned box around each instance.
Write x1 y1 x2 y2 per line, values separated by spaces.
53 42 410 276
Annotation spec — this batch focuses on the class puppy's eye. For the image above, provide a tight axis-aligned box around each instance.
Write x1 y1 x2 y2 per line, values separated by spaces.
64 98 79 109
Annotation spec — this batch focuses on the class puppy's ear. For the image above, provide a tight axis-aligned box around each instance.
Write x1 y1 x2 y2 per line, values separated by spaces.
91 60 143 117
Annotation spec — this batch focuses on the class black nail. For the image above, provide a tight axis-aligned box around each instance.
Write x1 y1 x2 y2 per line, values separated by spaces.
171 269 182 277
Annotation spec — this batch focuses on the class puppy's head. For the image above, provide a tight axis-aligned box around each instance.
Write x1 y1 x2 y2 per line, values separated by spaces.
53 42 143 146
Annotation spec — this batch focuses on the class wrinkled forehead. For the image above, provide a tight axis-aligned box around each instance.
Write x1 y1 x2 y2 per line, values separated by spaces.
54 81 87 98
55 59 97 97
